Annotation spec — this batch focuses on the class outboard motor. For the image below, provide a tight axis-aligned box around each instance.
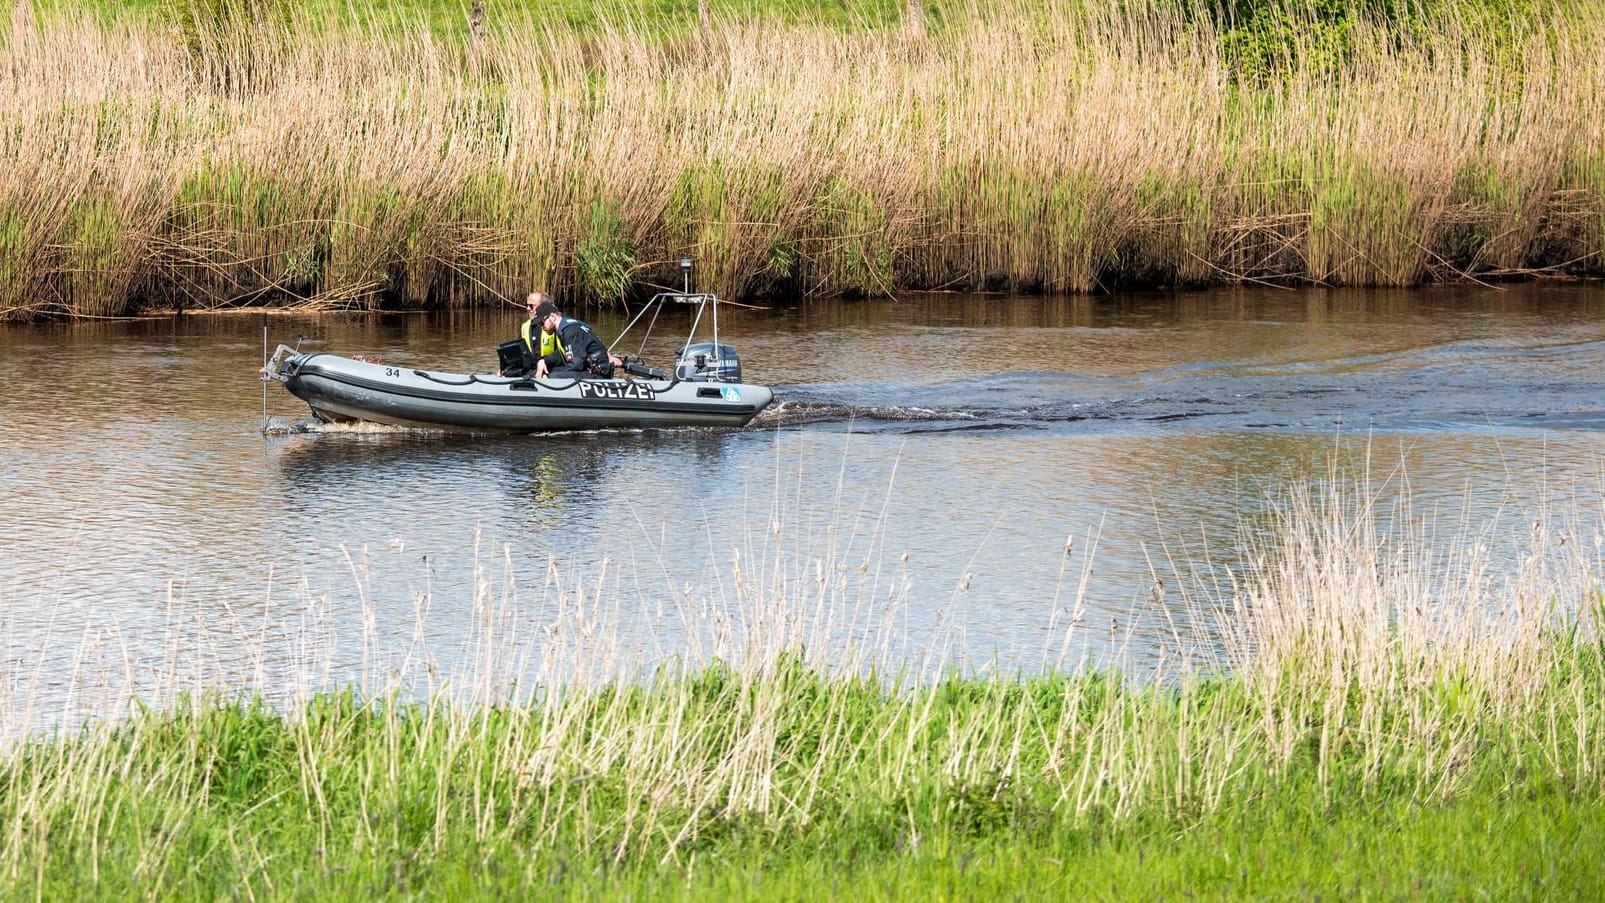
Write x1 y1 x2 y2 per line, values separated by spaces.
675 342 742 382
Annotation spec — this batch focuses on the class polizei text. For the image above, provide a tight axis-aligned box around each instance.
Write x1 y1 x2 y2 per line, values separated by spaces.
577 381 657 401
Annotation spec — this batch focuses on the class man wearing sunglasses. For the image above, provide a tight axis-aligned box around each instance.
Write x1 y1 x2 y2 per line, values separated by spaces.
510 291 624 380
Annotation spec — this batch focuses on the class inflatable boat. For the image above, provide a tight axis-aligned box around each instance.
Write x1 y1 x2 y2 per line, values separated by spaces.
263 276 774 433
264 346 772 432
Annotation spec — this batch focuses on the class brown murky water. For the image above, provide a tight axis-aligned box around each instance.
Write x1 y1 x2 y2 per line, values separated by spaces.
3 283 1604 730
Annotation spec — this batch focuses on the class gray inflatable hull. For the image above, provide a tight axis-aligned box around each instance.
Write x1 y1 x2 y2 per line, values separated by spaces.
271 351 773 432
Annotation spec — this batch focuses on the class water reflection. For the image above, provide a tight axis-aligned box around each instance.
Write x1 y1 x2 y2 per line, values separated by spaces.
271 428 741 530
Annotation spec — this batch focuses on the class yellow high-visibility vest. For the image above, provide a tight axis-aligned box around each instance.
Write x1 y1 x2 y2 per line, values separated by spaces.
521 319 565 361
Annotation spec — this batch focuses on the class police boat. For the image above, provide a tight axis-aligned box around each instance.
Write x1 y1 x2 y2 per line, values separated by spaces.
263 271 773 433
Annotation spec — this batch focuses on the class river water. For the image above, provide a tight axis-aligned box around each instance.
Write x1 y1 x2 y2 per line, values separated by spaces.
3 284 1604 732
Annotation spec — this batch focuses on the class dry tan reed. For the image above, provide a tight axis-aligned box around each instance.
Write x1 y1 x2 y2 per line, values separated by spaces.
0 1 1601 318
1217 459 1605 801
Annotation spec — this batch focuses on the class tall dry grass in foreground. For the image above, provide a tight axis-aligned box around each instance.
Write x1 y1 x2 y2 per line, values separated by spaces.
0 463 1600 891
0 1 1600 319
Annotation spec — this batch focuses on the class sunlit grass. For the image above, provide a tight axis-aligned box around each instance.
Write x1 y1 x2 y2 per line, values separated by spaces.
2 1 1599 318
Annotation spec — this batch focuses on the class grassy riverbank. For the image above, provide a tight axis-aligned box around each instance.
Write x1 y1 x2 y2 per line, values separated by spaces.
3 470 1602 896
2 0 1600 318
5 665 1600 898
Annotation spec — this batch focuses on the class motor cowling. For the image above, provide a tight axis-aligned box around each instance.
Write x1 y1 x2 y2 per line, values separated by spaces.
675 342 742 382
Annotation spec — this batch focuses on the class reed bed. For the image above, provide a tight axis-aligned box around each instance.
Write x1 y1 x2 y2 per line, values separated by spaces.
1 461 1601 895
0 1 1600 319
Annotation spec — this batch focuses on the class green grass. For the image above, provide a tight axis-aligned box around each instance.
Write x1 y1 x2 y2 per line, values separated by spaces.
665 787 1604 900
4 659 1601 899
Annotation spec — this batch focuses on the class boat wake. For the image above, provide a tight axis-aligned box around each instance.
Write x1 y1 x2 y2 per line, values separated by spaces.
753 400 980 428
260 416 318 436
262 418 445 438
